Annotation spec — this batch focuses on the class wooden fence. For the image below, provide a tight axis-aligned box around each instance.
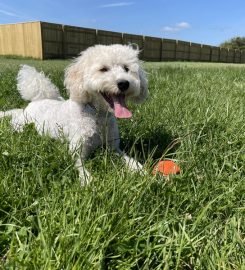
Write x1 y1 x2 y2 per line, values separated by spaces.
0 21 43 59
0 21 245 63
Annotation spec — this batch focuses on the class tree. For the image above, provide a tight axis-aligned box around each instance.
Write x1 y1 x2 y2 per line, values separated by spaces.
220 37 245 50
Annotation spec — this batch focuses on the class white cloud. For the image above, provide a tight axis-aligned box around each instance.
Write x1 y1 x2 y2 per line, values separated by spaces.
162 22 191 33
0 5 35 21
162 26 178 33
0 9 19 17
99 2 134 8
176 22 190 29
162 26 173 31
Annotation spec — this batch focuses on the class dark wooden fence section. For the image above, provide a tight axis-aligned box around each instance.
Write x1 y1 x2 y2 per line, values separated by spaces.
0 21 245 63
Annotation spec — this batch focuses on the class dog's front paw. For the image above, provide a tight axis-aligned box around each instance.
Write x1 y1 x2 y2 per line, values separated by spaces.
78 168 92 186
123 156 145 174
75 158 92 186
127 158 143 171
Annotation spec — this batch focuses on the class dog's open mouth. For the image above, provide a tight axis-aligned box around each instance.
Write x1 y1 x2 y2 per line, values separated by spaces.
101 92 132 118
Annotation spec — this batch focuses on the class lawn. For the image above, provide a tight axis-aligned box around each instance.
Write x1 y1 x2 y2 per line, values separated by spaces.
0 58 244 269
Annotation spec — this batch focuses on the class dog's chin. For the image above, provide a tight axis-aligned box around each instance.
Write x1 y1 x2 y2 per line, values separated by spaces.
100 92 132 119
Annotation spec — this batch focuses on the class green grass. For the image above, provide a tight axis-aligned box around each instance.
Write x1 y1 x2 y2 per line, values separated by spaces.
0 58 244 269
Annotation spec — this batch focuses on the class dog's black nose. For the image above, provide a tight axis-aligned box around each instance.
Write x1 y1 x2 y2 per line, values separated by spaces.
117 80 129 92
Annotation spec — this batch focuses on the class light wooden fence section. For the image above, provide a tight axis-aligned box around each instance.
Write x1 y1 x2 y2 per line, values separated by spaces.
0 21 245 63
0 21 42 58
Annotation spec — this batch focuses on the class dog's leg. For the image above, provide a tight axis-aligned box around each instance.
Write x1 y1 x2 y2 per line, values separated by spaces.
70 133 101 186
70 142 92 186
0 109 23 119
0 109 26 132
106 116 143 173
74 157 92 186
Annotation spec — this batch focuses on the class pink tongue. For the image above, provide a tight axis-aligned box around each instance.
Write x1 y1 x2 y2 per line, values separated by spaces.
113 95 132 118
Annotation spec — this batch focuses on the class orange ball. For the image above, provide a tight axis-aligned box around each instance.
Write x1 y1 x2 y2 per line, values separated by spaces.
152 160 180 176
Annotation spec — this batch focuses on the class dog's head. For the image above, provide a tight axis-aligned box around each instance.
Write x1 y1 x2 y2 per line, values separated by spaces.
64 44 148 118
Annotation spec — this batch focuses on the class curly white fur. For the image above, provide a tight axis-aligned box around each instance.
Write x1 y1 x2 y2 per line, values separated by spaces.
0 44 148 185
17 65 62 101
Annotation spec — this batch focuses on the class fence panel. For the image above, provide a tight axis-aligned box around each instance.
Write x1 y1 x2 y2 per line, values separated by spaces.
97 30 122 45
41 22 63 59
241 50 245 63
176 41 190 60
220 48 228 62
0 22 42 58
211 47 220 62
63 25 96 58
227 49 235 63
122 33 144 59
161 38 176 60
234 49 241 63
190 43 201 61
123 33 144 48
143 36 162 61
200 45 211 61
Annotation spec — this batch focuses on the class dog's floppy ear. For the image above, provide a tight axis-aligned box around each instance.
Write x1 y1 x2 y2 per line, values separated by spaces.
64 55 91 103
131 67 148 104
126 45 148 103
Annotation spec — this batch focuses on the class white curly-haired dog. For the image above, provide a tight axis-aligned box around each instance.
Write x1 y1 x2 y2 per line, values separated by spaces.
0 44 148 185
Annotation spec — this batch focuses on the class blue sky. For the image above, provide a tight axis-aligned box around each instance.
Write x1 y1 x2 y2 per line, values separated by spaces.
0 0 245 46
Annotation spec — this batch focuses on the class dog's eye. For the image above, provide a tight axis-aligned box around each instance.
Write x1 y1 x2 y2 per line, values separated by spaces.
99 67 109 72
124 65 129 72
